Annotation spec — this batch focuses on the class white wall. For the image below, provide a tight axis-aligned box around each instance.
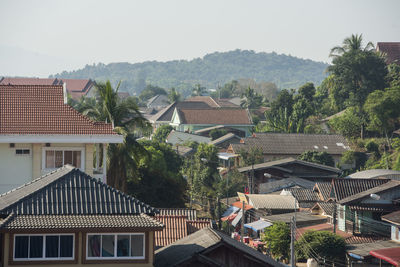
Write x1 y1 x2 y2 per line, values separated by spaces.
0 143 33 194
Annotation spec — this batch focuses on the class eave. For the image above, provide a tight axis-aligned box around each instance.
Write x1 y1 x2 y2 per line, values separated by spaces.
0 134 124 144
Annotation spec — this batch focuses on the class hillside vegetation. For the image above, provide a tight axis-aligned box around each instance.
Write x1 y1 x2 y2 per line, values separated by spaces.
51 49 328 96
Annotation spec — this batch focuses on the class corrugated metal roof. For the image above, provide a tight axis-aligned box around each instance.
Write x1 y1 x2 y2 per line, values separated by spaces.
258 177 315 194
283 188 320 202
166 130 211 145
247 194 298 210
157 208 197 220
0 165 157 216
332 178 390 201
347 169 400 180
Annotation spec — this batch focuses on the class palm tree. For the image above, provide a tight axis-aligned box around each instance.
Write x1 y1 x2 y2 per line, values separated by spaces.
82 80 151 192
329 34 374 58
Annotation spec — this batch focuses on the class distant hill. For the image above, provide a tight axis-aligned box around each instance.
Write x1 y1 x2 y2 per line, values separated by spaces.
50 49 329 96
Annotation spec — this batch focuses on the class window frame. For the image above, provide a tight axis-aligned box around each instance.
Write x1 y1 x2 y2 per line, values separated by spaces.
15 148 31 156
41 147 85 171
13 233 75 262
85 233 145 261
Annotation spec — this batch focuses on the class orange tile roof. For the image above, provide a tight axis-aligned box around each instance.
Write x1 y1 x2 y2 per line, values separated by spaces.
0 84 116 135
177 108 252 125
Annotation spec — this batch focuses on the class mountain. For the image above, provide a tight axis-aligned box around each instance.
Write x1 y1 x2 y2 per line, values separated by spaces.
50 49 329 96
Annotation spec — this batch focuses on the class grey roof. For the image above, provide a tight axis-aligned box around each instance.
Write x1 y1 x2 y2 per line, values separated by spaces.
147 94 169 108
166 130 211 145
238 157 341 174
154 227 283 267
231 133 349 155
0 165 157 216
311 202 335 216
332 178 390 202
194 125 226 134
157 208 197 221
262 212 327 225
0 214 163 230
150 101 211 123
338 180 400 205
382 210 400 225
170 145 194 157
246 194 298 210
258 177 316 194
314 182 332 201
347 169 400 180
283 188 320 202
347 240 400 258
209 133 241 146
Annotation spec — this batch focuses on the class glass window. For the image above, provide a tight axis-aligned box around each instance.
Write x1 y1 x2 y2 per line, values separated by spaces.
73 151 81 168
64 151 73 165
131 235 144 257
55 151 63 168
44 149 82 169
88 235 101 257
45 151 55 168
14 236 29 259
117 235 130 257
45 236 59 258
60 235 73 257
101 235 114 257
29 236 43 258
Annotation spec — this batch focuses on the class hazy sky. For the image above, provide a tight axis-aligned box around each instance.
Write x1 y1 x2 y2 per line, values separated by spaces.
1 0 399 77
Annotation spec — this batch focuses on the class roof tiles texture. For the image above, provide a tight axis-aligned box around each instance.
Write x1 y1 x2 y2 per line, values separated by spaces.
177 108 252 125
0 84 115 135
377 42 400 64
231 133 349 155
247 194 298 210
332 178 390 202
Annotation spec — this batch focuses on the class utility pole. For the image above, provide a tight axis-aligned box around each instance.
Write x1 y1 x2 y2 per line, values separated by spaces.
291 216 296 267
333 203 337 234
241 201 245 243
217 196 221 230
189 156 193 209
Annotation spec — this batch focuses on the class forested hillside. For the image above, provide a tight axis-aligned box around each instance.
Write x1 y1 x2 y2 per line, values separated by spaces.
51 50 328 96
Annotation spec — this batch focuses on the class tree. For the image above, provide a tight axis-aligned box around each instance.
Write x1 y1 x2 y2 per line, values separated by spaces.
240 87 263 109
191 84 206 96
139 84 167 102
329 107 363 139
239 147 263 167
153 125 173 143
329 33 374 57
295 231 346 262
209 129 228 140
262 222 290 260
264 89 295 133
81 80 151 192
298 151 335 167
168 87 181 103
128 140 187 207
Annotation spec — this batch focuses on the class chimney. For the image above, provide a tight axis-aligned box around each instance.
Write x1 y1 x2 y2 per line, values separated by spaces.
63 82 67 104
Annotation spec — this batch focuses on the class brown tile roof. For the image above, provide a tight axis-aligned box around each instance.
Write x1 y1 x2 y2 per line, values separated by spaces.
382 210 400 225
332 178 390 202
231 133 349 155
187 220 212 235
0 214 163 230
185 96 220 107
0 84 117 135
377 42 400 64
177 108 252 125
157 208 197 220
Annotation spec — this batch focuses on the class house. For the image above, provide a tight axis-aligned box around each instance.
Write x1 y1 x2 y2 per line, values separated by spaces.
228 133 350 166
239 193 298 215
147 95 169 110
382 210 400 243
0 77 96 100
347 169 400 180
166 130 211 146
261 212 327 228
377 42 400 64
209 133 241 150
170 107 253 136
0 165 163 266
0 84 123 193
154 227 283 267
154 208 211 248
258 177 316 194
237 157 341 193
195 125 247 138
281 188 321 210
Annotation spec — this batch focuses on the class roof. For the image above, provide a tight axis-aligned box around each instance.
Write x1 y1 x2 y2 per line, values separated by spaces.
154 227 283 267
166 130 211 145
0 214 163 231
258 177 316 194
332 178 390 202
215 98 240 107
149 101 211 123
347 240 400 259
311 202 335 216
347 169 400 180
173 145 194 157
0 77 95 99
244 219 272 231
157 208 197 220
377 42 400 64
0 165 157 216
338 180 400 204
184 96 220 107
283 188 320 202
0 84 121 139
147 94 169 108
262 211 327 225
175 108 252 125
370 247 400 265
313 182 332 201
382 210 400 225
238 157 341 174
209 133 241 146
231 133 349 155
246 194 298 210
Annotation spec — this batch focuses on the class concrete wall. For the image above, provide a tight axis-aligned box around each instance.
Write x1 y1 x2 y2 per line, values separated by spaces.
391 225 400 242
3 231 154 267
0 144 33 194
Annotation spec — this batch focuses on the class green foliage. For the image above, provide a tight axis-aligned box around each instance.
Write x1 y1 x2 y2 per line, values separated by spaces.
262 222 290 260
191 84 206 96
386 63 400 88
298 151 335 167
139 84 167 102
341 151 367 171
239 147 263 167
329 107 362 139
365 140 379 154
240 87 264 109
51 50 329 97
153 125 173 143
167 87 181 103
209 129 228 140
216 169 247 200
128 140 187 208
393 153 400 171
295 231 346 261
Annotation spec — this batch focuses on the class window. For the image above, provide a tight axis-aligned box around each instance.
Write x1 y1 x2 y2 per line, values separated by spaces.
87 233 145 260
43 148 83 169
15 149 30 155
14 234 74 261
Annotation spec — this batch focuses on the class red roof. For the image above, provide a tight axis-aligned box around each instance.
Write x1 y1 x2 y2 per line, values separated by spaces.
377 42 400 64
370 247 400 266
232 201 253 210
0 84 116 135
0 77 94 100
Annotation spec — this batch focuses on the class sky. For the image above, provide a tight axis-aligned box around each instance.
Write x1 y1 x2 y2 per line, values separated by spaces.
1 0 399 77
